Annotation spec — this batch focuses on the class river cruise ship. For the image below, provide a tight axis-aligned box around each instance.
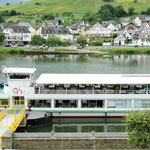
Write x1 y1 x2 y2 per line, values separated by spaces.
0 66 150 118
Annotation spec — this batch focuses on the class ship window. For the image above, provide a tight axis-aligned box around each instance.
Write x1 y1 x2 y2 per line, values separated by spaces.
135 100 150 108
0 99 9 106
8 73 30 79
81 100 104 108
55 100 77 108
108 100 131 108
29 100 51 108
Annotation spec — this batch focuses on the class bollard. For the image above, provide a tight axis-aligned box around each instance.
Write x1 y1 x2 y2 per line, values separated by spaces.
51 131 54 138
91 131 95 138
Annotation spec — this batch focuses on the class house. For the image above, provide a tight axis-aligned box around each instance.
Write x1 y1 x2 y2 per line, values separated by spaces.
144 16 150 24
55 17 64 24
132 23 150 45
74 20 85 27
45 20 58 26
114 34 126 45
35 23 43 35
122 18 131 26
107 23 118 32
3 25 31 45
123 22 138 32
90 22 111 37
0 23 10 30
41 26 73 41
102 20 121 30
132 16 142 27
73 24 91 36
18 22 36 36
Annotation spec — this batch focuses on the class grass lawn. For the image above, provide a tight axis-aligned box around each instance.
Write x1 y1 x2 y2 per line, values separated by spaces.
1 47 150 55
95 47 150 54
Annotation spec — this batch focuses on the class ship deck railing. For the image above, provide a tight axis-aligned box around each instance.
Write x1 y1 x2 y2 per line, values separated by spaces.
35 89 148 94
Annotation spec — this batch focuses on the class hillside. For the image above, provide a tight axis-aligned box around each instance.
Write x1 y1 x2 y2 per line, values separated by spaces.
0 0 150 14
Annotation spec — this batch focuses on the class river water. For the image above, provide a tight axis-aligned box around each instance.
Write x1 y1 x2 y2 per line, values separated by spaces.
1 54 150 132
0 54 150 79
0 0 31 5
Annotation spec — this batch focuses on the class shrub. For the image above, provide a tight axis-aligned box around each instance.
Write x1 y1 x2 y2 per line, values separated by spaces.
61 39 72 47
125 110 150 148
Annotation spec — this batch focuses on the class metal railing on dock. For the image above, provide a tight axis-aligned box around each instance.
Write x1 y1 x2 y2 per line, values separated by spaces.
14 131 128 138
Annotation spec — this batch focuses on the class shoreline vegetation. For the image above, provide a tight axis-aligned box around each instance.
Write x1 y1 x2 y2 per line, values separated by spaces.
1 47 150 55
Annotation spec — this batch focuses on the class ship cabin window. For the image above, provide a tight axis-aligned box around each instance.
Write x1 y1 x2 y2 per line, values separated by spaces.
81 100 104 108
55 100 77 108
0 99 9 107
29 100 51 108
135 100 150 108
8 73 30 79
107 100 131 108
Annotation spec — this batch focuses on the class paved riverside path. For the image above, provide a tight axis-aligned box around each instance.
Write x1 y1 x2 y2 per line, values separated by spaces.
0 114 14 137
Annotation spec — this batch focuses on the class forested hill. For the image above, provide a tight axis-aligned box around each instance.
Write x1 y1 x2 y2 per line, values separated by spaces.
0 0 150 14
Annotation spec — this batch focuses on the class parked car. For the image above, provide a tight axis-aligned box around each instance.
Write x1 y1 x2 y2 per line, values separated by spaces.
11 45 17 48
17 43 24 47
5 44 11 47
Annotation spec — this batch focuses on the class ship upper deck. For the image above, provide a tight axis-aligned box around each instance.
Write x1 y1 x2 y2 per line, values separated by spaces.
36 74 150 84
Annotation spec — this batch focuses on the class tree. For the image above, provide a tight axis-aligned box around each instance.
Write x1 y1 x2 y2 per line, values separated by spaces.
46 35 61 47
115 5 127 17
125 110 150 148
61 39 72 46
77 36 87 48
31 35 46 46
10 10 17 16
35 2 41 5
0 33 5 44
134 0 137 3
128 7 135 16
113 33 117 39
100 8 114 21
0 14 4 23
144 7 150 15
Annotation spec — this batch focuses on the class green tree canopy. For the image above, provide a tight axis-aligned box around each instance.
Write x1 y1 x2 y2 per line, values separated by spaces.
0 14 4 23
61 39 72 47
77 36 87 48
46 35 61 47
115 5 127 17
128 7 135 16
126 110 150 148
0 33 5 44
31 35 46 46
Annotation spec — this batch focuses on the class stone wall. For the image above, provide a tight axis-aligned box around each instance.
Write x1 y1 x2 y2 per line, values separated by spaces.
14 138 139 150
2 131 13 149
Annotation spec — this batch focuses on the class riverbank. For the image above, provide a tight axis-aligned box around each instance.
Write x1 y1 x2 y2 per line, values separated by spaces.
1 47 150 55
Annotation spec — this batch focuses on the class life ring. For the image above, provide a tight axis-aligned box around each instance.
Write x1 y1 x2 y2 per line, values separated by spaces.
13 88 23 94
18 88 23 94
13 88 18 94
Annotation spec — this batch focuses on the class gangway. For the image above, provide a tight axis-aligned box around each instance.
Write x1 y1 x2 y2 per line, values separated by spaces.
0 100 26 149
